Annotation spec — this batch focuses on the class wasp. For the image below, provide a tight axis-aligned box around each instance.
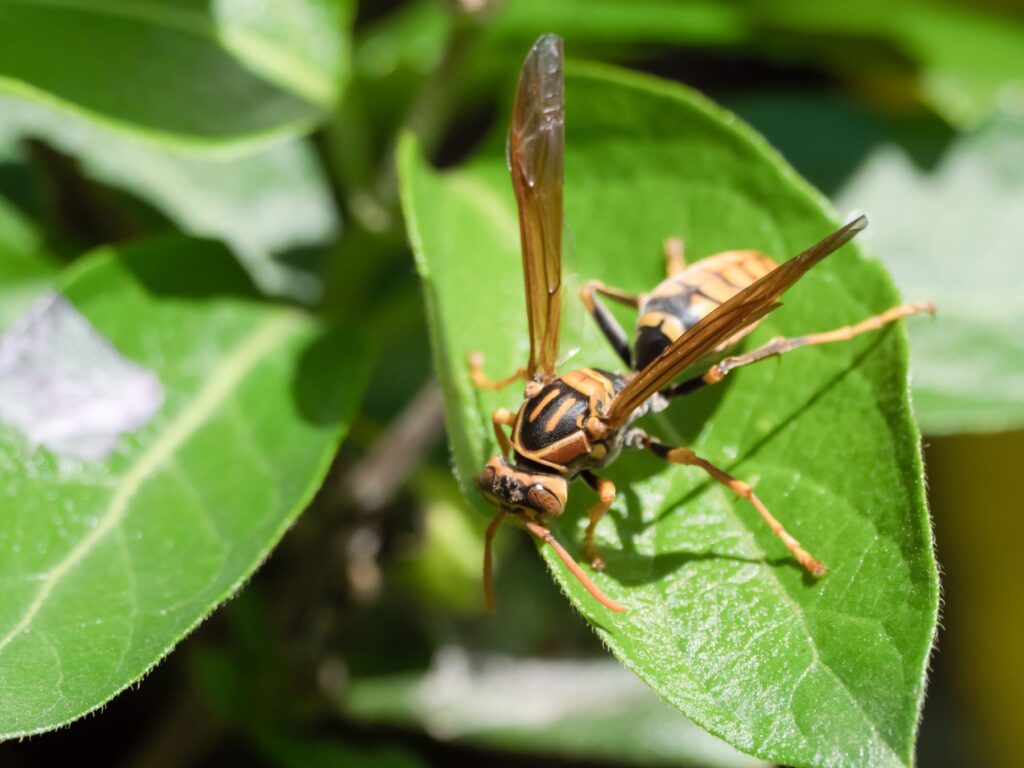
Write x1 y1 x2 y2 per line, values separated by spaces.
470 35 934 613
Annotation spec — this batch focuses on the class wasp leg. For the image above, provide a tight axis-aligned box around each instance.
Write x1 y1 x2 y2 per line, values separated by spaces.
664 301 936 398
491 408 516 456
469 351 527 390
664 236 686 276
581 281 638 368
641 436 826 576
483 509 506 613
522 520 626 613
581 472 616 570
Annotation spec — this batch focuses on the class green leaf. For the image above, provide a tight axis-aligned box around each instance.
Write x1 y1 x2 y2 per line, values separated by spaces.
493 0 746 46
400 63 937 768
0 194 56 328
344 652 768 768
751 0 1024 128
0 237 368 738
0 0 353 151
468 0 1024 128
0 96 339 301
835 115 1024 434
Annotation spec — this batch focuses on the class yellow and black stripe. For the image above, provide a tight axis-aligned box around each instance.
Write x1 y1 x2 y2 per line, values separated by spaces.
512 368 624 473
635 250 776 370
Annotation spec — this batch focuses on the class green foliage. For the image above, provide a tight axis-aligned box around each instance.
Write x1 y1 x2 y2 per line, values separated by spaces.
0 196 55 327
400 64 938 768
749 0 1024 127
836 115 1024 434
0 0 353 150
1 0 1018 762
0 238 368 737
0 96 339 301
344 654 768 767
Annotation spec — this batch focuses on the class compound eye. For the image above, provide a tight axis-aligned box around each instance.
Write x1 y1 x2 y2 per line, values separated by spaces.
527 485 562 516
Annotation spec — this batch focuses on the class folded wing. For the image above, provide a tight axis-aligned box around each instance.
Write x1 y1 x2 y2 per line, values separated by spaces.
509 34 565 384
604 216 868 428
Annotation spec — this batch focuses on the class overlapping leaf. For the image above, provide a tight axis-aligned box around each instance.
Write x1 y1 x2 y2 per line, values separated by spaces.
0 96 339 301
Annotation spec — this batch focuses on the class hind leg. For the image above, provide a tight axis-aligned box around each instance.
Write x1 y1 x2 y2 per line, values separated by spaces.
581 281 638 367
637 433 825 575
664 301 935 398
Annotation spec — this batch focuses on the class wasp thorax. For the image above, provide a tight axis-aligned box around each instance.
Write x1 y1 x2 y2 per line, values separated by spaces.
477 455 568 520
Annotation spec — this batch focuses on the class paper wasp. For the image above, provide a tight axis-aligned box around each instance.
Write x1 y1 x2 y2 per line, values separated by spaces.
470 35 934 613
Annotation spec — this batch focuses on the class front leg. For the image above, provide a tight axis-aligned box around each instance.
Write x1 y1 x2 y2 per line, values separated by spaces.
490 408 516 456
581 471 616 570
581 281 637 368
639 434 826 576
469 351 527 390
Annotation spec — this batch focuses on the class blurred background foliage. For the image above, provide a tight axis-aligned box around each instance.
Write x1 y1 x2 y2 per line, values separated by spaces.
0 0 1021 766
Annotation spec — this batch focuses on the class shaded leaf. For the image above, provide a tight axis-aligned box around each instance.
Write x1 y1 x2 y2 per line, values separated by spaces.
259 735 426 768
344 650 768 768
0 194 56 327
400 62 937 768
0 236 368 738
0 0 353 150
752 0 1024 128
432 0 1024 128
0 96 339 301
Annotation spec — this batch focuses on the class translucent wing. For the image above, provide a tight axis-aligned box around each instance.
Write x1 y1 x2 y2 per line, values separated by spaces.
509 34 564 384
604 217 868 428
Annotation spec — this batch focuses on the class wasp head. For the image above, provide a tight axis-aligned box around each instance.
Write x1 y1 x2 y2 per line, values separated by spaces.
477 455 567 522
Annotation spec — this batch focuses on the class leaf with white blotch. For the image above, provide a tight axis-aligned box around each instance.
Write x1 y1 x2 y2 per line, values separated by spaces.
401 62 937 768
0 0 353 151
0 236 368 738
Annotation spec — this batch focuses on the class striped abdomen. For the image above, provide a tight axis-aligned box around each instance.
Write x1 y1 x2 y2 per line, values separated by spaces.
635 250 777 371
512 368 626 475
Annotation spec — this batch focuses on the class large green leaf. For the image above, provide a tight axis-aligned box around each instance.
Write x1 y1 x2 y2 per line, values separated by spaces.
0 0 353 150
400 63 937 768
0 95 339 301
836 115 1024 434
0 237 368 738
344 652 767 768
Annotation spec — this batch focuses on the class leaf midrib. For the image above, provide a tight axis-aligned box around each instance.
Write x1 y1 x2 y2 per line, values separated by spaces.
6 0 332 104
0 310 301 655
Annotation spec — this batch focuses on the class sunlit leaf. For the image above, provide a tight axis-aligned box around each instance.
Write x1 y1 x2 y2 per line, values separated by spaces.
0 237 368 738
400 62 937 768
